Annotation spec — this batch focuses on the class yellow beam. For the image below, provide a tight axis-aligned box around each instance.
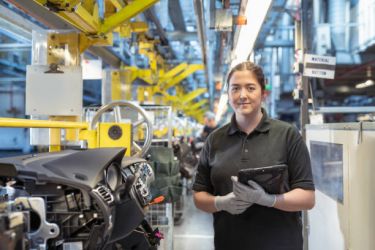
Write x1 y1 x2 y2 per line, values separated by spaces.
99 0 159 34
49 116 80 141
159 93 177 103
34 0 47 4
159 63 187 83
189 99 208 110
49 128 61 152
189 109 205 116
59 4 98 33
81 0 95 13
79 129 97 149
57 13 92 33
79 33 113 52
117 23 131 38
130 22 148 33
179 88 207 104
184 105 207 115
124 68 137 100
111 71 122 101
165 64 204 89
184 109 205 122
0 118 88 129
117 22 149 37
74 3 98 30
109 0 125 9
195 111 206 119
147 52 157 72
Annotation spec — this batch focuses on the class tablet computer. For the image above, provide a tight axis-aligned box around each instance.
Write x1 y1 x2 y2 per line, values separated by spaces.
237 164 288 194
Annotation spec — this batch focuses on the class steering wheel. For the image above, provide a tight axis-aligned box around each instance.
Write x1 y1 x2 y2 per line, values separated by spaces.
89 101 153 157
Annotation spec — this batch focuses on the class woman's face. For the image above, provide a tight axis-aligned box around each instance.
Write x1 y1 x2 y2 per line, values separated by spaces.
228 70 265 118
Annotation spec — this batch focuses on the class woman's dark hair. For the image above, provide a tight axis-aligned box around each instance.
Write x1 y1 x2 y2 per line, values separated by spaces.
226 61 265 91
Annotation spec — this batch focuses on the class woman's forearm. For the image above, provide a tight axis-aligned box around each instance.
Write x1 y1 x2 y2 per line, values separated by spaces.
193 191 217 213
274 188 315 212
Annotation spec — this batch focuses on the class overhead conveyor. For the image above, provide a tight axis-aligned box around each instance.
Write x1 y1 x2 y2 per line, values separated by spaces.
32 0 159 35
4 0 210 120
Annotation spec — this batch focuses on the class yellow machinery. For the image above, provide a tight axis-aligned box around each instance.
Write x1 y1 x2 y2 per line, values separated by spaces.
28 0 209 121
0 101 153 157
7 28 154 156
104 35 208 120
3 0 209 156
24 29 155 154
33 0 159 37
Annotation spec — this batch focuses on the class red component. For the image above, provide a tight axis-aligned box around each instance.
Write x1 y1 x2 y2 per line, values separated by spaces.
150 195 165 205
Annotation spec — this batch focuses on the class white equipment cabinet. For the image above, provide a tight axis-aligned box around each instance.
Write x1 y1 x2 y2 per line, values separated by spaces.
306 123 375 250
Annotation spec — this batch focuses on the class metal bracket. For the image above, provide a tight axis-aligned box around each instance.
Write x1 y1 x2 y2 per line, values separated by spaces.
14 197 60 249
44 63 64 74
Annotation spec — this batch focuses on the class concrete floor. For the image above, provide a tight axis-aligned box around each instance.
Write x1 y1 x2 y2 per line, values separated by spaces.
173 194 214 250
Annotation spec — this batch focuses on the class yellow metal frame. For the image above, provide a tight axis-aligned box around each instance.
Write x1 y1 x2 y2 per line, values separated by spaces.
190 99 208 110
32 0 159 55
164 64 205 89
47 31 80 66
116 21 149 38
100 0 158 34
0 118 88 129
0 118 131 154
59 3 99 33
31 0 208 120
179 88 207 104
34 0 158 36
109 0 125 10
158 63 187 84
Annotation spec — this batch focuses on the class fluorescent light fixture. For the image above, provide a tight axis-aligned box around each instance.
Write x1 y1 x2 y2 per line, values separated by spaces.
216 1 271 122
355 79 375 89
336 86 351 93
215 93 228 122
230 0 272 68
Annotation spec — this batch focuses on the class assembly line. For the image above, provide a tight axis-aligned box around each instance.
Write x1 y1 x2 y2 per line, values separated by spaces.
0 0 374 250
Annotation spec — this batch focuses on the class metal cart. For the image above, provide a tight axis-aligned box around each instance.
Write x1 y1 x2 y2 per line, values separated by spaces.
146 203 174 250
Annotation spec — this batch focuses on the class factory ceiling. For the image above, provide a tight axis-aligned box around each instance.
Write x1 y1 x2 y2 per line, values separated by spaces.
0 0 246 114
1 0 375 121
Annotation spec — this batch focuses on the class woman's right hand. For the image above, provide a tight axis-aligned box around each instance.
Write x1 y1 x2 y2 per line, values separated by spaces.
214 192 252 214
231 176 276 207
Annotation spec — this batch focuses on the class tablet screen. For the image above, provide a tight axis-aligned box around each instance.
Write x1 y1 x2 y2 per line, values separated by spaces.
237 164 288 194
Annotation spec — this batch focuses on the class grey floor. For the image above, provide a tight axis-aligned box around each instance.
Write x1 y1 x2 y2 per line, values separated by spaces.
173 194 214 250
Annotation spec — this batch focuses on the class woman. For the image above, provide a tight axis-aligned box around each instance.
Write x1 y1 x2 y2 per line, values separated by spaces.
192 61 315 250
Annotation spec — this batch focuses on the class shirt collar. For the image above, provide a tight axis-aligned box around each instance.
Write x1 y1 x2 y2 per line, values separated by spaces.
227 108 271 135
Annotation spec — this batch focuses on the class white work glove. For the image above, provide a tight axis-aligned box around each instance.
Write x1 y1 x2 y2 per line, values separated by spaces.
214 192 252 215
231 176 276 207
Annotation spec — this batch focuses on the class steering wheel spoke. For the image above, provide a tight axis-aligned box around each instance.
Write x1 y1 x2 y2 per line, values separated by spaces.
114 106 122 122
133 118 145 128
132 141 142 152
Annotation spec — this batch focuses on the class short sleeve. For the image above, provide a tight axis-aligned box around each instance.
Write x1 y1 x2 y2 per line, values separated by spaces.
192 136 214 193
287 128 315 190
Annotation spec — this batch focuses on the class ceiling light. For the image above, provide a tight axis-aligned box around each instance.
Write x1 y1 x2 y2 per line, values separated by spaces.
231 1 272 67
215 93 228 122
355 79 375 89
336 86 351 92
355 66 374 89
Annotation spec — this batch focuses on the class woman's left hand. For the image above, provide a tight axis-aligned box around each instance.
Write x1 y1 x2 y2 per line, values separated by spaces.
231 176 276 207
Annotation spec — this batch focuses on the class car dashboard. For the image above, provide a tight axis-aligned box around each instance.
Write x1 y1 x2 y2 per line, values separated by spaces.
0 148 157 249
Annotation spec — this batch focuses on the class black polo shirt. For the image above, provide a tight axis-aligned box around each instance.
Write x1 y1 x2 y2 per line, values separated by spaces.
193 109 314 250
